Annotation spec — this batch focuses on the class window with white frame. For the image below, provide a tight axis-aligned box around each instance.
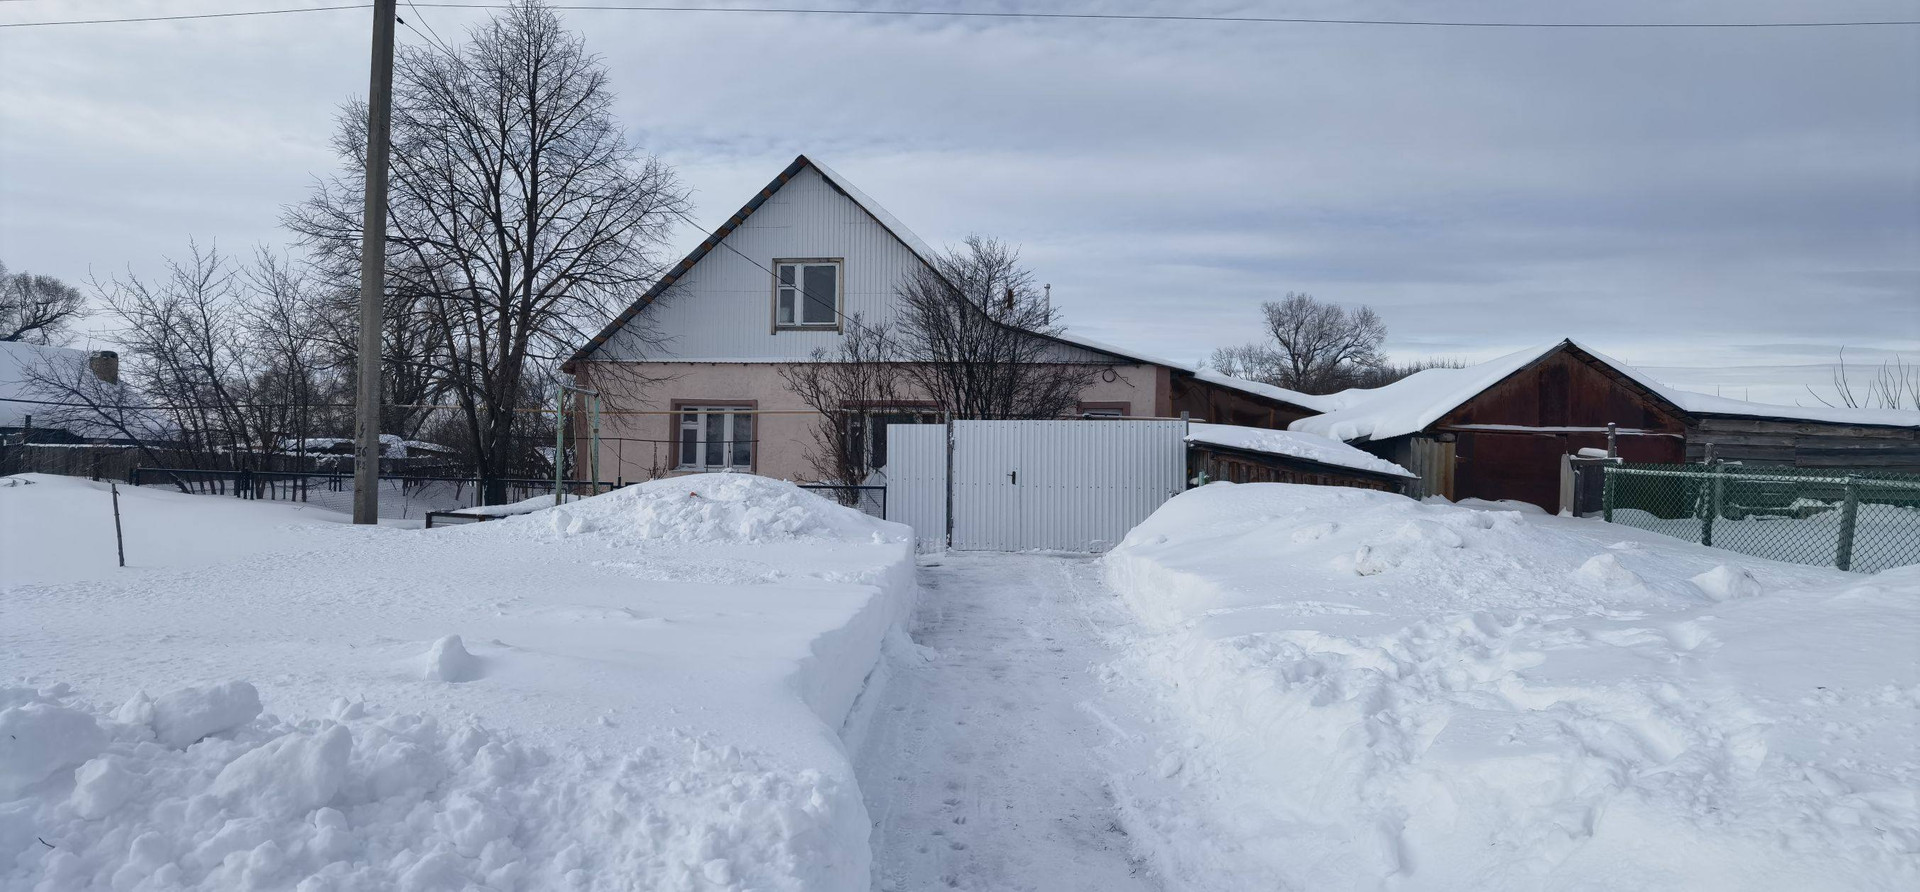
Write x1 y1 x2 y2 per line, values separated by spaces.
774 260 841 328
677 406 754 471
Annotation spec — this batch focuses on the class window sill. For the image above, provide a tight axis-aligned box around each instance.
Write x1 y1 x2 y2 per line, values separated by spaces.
773 324 839 332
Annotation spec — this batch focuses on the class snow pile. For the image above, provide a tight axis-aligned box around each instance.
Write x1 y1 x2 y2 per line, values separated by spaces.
1186 422 1413 477
1103 482 1919 890
1 683 864 890
509 472 909 546
4 470 917 889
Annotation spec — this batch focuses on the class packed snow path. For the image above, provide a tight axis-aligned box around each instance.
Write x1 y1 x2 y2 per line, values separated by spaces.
856 553 1159 892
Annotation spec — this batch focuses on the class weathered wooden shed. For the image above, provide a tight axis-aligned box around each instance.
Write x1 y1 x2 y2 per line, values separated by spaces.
1185 423 1414 493
1292 341 1686 512
1290 340 1920 514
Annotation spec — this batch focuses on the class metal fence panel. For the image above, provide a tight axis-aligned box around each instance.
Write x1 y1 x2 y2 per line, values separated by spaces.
1602 463 1920 573
883 424 949 551
950 419 1186 552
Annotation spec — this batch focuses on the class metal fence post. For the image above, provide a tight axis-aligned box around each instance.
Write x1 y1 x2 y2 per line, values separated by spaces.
1701 466 1720 548
1836 475 1859 571
1602 466 1615 523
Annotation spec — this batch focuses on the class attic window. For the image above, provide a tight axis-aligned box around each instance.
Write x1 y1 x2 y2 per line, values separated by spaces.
774 260 840 329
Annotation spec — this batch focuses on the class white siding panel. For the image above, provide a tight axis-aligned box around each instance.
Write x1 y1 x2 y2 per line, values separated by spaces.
602 167 926 362
883 424 949 551
951 420 1186 552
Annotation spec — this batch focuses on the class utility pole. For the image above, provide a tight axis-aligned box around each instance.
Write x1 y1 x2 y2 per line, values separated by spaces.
353 0 397 524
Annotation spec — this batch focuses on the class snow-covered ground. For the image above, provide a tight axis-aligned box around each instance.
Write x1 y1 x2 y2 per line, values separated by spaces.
2 473 915 890
2 475 377 588
1103 482 1919 889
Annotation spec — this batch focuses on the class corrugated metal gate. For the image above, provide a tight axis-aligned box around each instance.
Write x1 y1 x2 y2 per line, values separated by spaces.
883 425 949 551
886 419 1187 552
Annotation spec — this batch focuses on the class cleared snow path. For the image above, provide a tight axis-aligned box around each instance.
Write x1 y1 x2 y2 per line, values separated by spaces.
856 553 1159 892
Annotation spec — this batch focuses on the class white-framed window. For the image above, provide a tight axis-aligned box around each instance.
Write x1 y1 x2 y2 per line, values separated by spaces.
774 259 841 329
677 406 754 471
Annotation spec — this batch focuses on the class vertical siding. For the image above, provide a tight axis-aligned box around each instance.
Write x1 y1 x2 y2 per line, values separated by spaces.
951 420 1185 552
601 167 923 362
883 424 949 551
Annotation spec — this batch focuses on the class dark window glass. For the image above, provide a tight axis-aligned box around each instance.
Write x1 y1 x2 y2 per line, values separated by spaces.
802 264 836 325
731 413 753 468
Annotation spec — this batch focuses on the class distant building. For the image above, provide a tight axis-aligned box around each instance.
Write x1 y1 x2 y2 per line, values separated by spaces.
1293 339 1920 512
0 341 129 445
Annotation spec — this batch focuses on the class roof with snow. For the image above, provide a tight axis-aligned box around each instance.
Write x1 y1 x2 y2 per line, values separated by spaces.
1291 339 1920 442
1186 422 1415 478
0 340 88 428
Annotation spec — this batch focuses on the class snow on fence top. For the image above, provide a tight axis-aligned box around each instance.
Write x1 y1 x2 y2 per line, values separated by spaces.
1291 339 1920 443
1185 422 1414 478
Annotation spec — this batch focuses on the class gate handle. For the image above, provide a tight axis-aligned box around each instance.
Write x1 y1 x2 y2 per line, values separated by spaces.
1008 469 1017 485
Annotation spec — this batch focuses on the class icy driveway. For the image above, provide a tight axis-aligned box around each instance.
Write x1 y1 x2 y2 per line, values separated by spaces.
856 553 1159 892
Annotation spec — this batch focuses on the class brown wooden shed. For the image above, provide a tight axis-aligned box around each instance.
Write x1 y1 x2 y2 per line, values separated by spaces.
1292 340 1920 513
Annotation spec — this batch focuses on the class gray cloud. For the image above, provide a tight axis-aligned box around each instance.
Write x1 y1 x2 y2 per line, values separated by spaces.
2 0 1915 394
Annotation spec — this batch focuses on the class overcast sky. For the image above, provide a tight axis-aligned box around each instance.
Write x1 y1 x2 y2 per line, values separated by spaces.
3 0 1915 404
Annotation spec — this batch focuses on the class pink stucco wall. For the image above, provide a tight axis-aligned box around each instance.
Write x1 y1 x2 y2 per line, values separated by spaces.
576 361 1166 484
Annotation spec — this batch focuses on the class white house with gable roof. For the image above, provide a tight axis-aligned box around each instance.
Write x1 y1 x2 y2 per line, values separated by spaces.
563 155 1324 484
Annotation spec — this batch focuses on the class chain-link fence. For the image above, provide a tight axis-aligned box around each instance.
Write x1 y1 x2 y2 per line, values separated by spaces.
1601 463 1920 573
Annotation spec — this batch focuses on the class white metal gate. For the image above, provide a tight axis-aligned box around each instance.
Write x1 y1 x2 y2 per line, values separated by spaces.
883 424 949 551
886 419 1186 552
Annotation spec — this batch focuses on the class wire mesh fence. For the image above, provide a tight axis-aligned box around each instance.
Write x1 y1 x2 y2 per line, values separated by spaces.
130 468 615 522
1601 463 1920 573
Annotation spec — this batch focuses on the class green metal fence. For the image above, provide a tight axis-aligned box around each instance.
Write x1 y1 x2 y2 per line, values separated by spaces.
1601 463 1920 573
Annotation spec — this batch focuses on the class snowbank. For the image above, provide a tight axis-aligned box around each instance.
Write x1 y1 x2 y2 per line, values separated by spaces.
530 472 909 546
1186 422 1413 478
3 473 916 889
1102 482 1918 890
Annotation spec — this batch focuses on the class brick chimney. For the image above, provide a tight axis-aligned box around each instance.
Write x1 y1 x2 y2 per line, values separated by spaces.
88 350 119 384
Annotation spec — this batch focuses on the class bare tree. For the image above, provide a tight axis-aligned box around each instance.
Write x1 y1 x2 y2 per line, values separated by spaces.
1 262 87 345
1811 348 1920 411
21 244 338 471
892 236 1095 420
777 315 903 485
1214 293 1387 394
287 0 688 501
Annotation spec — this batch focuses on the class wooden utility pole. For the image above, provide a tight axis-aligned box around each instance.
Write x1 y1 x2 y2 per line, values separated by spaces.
353 0 397 524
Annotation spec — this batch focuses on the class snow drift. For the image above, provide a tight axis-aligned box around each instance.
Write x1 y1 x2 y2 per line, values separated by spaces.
3 472 916 890
510 472 909 546
1103 482 1918 890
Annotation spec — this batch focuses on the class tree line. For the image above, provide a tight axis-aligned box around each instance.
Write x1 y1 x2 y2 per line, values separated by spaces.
8 1 687 502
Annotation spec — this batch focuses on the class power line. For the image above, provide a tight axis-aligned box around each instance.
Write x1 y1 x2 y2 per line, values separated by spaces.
5 2 1918 29
0 3 366 27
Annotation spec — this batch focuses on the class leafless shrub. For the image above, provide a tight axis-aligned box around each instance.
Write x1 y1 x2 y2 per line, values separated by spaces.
1812 348 1920 411
776 315 903 486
